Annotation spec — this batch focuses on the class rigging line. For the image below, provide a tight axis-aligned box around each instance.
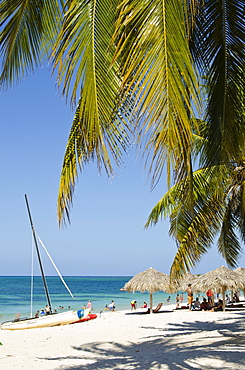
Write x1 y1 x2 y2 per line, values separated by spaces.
37 236 76 300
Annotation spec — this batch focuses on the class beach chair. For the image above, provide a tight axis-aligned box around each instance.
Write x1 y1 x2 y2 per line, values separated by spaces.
127 303 164 315
153 303 163 313
13 313 20 322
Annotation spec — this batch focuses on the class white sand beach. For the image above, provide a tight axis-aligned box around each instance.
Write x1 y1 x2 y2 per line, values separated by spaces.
1 307 245 369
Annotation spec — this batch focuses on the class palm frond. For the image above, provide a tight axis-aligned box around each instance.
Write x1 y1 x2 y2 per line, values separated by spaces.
170 197 225 279
54 0 132 224
57 97 130 224
217 207 241 268
193 0 245 166
145 163 230 227
145 162 237 278
113 0 200 188
0 0 62 87
237 181 245 242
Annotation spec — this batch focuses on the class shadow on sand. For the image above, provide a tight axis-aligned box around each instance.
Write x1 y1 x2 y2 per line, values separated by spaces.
125 310 174 315
41 312 245 369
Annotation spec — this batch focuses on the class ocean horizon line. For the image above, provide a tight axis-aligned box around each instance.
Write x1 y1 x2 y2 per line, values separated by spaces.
0 274 134 277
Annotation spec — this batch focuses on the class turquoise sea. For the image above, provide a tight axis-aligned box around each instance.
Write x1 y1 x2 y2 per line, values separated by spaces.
0 276 188 323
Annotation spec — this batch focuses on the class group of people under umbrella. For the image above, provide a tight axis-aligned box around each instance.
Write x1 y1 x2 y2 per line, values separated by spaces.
123 266 245 313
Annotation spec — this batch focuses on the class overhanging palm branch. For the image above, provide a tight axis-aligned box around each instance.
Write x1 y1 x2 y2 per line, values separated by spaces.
218 207 242 268
53 0 133 223
0 0 63 87
145 162 245 278
1 0 245 236
113 0 200 188
192 0 245 166
169 197 225 278
57 97 131 223
54 0 202 223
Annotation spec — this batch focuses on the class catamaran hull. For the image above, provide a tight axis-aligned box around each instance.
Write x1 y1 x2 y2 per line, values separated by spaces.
1 309 94 330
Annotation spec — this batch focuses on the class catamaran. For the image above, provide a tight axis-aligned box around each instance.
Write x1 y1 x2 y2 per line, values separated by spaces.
1 195 96 330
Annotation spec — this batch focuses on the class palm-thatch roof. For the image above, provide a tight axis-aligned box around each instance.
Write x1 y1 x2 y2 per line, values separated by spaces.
164 272 198 294
191 265 245 310
124 267 170 313
169 272 199 293
235 267 245 276
234 267 245 295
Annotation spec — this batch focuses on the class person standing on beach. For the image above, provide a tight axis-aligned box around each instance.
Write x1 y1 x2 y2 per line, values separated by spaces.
206 289 213 306
176 294 180 309
234 291 240 302
186 284 193 310
130 300 137 311
44 305 51 315
87 300 92 310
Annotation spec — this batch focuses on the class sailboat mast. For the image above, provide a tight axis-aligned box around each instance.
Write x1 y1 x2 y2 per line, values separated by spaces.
24 194 52 312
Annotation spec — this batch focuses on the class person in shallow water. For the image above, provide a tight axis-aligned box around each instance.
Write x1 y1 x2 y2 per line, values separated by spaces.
106 301 115 311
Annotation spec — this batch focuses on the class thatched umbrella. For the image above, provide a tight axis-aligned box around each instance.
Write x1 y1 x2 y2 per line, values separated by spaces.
163 272 199 294
234 267 245 298
234 267 245 278
172 272 199 293
191 265 245 311
124 267 170 313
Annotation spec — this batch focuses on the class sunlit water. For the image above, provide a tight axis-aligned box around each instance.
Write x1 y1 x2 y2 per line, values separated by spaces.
0 276 190 323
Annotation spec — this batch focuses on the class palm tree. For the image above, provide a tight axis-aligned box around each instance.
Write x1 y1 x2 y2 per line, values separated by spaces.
0 0 199 221
143 0 245 278
1 1 244 269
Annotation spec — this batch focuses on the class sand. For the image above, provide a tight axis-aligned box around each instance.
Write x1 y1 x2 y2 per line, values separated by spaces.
1 307 245 369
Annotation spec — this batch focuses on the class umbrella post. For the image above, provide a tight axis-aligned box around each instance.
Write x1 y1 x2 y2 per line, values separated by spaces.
222 287 226 311
150 293 153 314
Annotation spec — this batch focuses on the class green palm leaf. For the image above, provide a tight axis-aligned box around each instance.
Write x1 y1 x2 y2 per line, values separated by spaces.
145 163 228 227
54 0 132 223
193 0 245 166
113 0 200 187
169 197 224 278
218 207 241 269
0 0 62 87
145 162 243 278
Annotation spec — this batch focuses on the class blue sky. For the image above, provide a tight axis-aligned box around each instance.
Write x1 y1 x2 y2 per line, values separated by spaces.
0 66 243 276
